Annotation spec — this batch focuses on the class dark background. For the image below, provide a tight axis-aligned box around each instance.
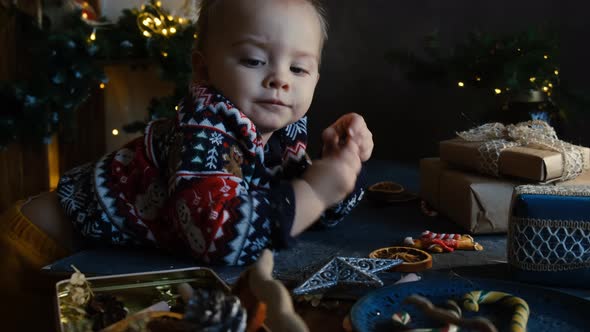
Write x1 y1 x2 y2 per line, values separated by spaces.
305 0 590 160
2 0 589 211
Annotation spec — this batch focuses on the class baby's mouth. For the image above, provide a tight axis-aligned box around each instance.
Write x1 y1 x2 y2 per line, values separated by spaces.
256 99 290 107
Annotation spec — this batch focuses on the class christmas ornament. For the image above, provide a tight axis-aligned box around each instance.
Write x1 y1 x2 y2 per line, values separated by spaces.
292 257 402 295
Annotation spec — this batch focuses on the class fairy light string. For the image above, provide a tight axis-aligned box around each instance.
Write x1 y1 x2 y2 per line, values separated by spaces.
455 48 560 98
136 1 190 38
0 1 199 147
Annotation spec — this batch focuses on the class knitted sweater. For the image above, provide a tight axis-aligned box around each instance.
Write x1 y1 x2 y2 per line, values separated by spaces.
57 84 364 265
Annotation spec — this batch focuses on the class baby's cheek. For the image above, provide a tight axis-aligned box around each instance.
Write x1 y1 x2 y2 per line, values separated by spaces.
295 96 313 118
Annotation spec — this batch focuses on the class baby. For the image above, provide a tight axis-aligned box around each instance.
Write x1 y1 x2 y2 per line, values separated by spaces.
7 0 374 270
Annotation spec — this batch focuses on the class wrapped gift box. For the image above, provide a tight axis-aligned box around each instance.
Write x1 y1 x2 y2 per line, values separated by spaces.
440 138 590 183
508 184 590 288
420 158 521 234
420 158 590 234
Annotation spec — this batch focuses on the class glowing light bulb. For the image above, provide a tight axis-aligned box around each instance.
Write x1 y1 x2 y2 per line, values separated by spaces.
458 82 465 87
178 18 184 24
193 33 198 39
476 77 481 81
162 29 168 35
494 88 502 95
544 55 549 59
162 52 168 57
548 83 553 88
154 18 162 26
529 77 536 82
99 83 105 89
170 27 177 34
542 86 549 92
175 106 179 111
168 15 174 21
143 31 152 38
554 70 559 75
143 19 150 26
89 29 96 41
112 129 119 136
82 12 88 19
156 1 162 7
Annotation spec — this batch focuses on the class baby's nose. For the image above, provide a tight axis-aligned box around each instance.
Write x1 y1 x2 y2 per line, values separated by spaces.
264 71 290 91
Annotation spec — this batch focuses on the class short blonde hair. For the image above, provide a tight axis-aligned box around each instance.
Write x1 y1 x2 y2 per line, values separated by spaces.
194 0 328 53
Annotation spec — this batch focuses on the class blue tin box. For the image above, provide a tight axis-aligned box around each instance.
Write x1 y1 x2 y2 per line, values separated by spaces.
508 184 590 288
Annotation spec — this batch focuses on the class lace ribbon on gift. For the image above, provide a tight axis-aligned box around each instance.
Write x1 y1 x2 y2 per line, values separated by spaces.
457 120 586 181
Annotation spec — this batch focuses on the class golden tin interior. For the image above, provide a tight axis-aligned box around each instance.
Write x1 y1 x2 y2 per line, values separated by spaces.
55 267 230 332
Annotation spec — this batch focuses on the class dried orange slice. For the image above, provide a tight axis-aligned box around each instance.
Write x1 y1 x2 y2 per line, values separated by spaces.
101 311 183 332
368 181 404 195
367 181 417 203
369 246 433 273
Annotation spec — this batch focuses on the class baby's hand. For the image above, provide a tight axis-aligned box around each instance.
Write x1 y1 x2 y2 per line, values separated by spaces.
303 139 362 208
322 113 374 162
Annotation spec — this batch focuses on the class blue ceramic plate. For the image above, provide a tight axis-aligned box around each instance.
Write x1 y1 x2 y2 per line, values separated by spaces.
350 274 590 332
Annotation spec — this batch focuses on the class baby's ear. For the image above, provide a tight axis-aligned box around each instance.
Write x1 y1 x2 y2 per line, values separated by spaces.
191 51 209 83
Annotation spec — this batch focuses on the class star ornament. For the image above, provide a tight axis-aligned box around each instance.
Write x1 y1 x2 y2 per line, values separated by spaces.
292 257 402 295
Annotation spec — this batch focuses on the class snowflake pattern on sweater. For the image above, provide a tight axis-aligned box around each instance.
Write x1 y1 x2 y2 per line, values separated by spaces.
57 84 364 265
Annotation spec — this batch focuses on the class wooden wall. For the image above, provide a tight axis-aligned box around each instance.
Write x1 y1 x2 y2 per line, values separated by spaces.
1 1 46 212
58 90 106 176
0 0 104 212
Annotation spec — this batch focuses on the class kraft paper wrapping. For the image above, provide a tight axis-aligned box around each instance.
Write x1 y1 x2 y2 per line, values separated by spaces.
419 158 590 234
440 138 590 183
420 158 520 234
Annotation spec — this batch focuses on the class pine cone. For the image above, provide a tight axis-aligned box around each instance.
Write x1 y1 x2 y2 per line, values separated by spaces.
183 288 246 332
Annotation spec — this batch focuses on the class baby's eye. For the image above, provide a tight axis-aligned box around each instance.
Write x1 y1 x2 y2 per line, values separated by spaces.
290 66 309 75
240 58 266 67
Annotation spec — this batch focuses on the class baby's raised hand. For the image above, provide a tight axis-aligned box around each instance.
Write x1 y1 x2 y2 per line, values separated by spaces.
321 113 374 162
303 139 362 208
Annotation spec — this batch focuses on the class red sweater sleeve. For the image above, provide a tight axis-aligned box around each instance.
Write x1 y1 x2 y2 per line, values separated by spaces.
57 85 298 266
160 87 295 266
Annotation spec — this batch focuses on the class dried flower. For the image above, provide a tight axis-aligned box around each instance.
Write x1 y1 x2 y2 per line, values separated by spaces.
69 270 86 286
70 286 90 306
60 266 95 331
64 265 93 307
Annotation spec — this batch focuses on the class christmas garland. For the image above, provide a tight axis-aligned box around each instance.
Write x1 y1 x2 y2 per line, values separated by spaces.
0 1 195 148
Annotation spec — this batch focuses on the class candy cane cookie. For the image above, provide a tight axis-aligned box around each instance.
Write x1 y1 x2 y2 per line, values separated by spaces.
392 295 497 332
404 231 484 253
391 311 411 328
422 231 484 251
462 291 529 332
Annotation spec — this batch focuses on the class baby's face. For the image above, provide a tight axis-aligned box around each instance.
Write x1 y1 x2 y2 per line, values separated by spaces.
199 0 322 142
